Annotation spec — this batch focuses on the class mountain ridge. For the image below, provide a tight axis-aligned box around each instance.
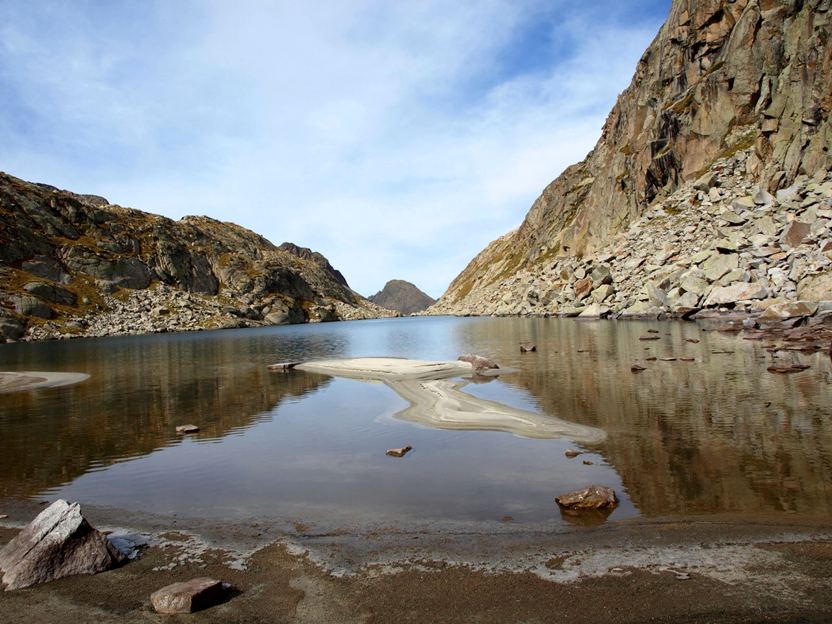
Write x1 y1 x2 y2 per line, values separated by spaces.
0 171 392 341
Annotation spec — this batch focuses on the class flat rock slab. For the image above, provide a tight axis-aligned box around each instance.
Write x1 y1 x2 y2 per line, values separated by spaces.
150 577 228 614
176 424 200 434
0 371 90 394
0 500 124 590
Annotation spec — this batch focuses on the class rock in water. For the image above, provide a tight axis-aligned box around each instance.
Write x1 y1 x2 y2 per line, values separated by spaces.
457 354 499 371
0 500 124 590
386 445 413 458
150 578 228 614
555 485 618 511
176 424 200 434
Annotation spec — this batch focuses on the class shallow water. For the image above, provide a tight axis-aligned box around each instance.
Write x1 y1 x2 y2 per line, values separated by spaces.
0 316 830 529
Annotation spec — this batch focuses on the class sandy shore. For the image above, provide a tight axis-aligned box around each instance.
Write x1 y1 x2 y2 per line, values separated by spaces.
297 357 606 442
0 498 830 622
0 371 90 394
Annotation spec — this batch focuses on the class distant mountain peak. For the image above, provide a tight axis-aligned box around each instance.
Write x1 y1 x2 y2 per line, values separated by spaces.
369 280 435 315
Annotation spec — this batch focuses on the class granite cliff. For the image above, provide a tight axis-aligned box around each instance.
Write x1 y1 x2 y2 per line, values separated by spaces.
368 280 436 315
0 172 391 340
432 0 832 319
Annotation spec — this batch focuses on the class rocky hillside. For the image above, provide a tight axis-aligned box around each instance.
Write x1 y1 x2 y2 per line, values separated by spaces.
433 0 832 319
0 172 392 341
368 280 436 315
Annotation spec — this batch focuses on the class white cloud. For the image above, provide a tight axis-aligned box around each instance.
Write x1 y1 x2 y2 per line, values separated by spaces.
0 1 666 298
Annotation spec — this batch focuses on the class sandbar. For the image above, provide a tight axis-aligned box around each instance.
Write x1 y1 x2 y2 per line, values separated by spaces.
0 371 90 394
296 357 606 442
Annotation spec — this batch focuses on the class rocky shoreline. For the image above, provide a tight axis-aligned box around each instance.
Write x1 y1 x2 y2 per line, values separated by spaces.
430 150 832 326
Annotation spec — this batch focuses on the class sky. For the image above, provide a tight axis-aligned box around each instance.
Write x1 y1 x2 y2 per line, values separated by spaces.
0 0 670 299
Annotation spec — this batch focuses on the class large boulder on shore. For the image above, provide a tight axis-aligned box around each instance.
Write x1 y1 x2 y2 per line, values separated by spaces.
0 500 124 590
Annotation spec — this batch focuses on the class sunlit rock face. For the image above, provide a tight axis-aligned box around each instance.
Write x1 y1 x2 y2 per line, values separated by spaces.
434 0 832 315
0 172 393 341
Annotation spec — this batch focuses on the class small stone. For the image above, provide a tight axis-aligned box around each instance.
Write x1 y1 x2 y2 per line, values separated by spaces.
520 343 537 353
639 335 661 341
150 578 228 614
176 424 200 434
631 364 646 372
386 445 413 458
458 354 499 371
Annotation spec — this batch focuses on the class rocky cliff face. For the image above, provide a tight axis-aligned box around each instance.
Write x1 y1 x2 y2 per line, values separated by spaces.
0 172 392 341
434 0 832 318
369 280 436 315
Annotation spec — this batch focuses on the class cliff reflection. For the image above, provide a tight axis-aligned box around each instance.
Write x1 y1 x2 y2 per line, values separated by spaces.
0 335 330 497
457 318 832 517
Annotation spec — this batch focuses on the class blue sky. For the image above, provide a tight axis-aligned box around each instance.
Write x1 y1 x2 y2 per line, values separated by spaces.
0 0 670 298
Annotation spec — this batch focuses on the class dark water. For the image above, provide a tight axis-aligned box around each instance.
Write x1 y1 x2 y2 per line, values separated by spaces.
0 316 830 528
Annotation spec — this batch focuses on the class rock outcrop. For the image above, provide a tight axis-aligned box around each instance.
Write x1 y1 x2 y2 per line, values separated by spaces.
432 0 832 319
0 172 393 341
0 500 124 590
368 279 435 315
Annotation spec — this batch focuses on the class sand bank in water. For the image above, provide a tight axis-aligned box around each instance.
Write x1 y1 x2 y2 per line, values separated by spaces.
296 358 606 443
0 371 90 394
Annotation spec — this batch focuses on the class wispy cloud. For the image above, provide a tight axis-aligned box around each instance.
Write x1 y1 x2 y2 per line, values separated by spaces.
0 0 668 297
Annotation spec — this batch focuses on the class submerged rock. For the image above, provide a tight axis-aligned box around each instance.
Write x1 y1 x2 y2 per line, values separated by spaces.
0 500 124 590
150 578 229 614
555 485 618 511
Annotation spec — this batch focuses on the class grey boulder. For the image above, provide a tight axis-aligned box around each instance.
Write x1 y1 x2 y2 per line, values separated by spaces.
0 500 124 590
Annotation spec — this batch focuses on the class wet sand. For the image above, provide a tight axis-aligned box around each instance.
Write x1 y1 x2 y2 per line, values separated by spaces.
1 498 831 622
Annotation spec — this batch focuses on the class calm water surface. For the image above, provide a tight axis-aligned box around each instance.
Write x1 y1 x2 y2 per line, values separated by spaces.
0 316 830 528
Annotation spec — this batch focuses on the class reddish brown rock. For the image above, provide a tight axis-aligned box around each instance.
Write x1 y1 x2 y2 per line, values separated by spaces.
150 578 228 614
574 277 593 301
782 221 811 248
564 449 582 458
555 485 618 511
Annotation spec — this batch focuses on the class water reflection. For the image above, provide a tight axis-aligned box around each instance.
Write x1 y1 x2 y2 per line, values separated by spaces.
458 318 832 517
0 317 829 525
0 330 333 497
